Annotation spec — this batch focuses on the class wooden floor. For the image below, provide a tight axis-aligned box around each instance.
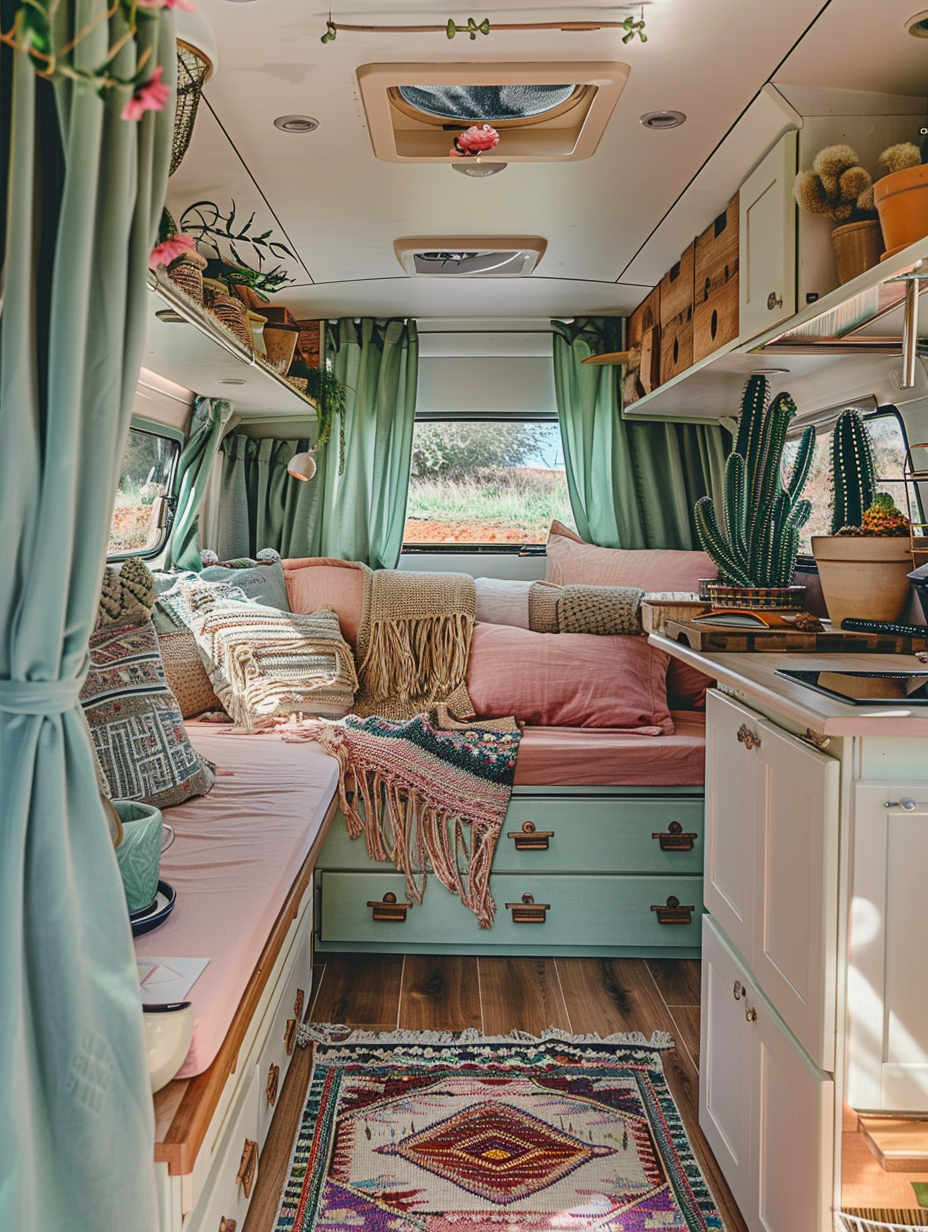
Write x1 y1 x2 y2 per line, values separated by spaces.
243 953 748 1232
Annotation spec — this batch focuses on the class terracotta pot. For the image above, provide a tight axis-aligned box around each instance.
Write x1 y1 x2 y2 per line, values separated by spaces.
874 163 928 255
263 321 300 374
810 536 913 628
707 583 806 611
831 219 883 285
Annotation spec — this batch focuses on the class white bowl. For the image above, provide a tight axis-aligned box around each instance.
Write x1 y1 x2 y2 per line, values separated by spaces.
143 1002 195 1093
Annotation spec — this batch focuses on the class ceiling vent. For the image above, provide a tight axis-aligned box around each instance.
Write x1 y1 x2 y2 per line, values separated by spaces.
394 238 546 277
358 63 629 163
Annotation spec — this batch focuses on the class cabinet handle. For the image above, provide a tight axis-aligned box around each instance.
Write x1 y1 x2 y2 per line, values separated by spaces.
652 820 697 852
736 723 762 750
884 798 917 810
767 291 783 310
733 980 745 1001
651 896 694 925
507 821 554 851
744 1004 758 1024
367 891 413 922
235 1138 258 1200
266 1062 280 1107
293 987 305 1021
505 892 550 923
218 1219 236 1232
284 1018 297 1056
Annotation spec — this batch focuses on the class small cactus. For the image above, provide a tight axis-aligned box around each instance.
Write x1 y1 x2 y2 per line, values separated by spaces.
837 492 911 537
830 410 876 533
793 144 876 222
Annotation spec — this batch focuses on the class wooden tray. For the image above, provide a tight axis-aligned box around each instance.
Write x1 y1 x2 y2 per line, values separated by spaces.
664 618 928 654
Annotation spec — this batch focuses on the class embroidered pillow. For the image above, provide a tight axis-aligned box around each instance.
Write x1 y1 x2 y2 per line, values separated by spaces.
157 629 224 719
153 554 291 633
80 618 216 807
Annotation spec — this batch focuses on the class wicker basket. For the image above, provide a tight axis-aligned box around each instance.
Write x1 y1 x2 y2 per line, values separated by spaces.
640 595 707 634
708 582 807 612
835 1209 928 1231
205 287 254 353
167 250 207 305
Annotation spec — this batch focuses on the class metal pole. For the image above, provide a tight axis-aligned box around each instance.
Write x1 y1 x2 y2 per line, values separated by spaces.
901 276 920 390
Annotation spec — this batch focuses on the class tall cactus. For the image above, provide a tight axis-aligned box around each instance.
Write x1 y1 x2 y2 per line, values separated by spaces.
695 376 814 587
830 409 876 533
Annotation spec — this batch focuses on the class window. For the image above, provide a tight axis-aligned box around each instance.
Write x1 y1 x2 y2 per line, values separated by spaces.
107 426 179 558
390 84 587 127
404 419 575 548
784 408 920 553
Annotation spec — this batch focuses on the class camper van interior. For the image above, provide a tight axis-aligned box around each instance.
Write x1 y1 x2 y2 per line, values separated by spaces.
7 1 928 1230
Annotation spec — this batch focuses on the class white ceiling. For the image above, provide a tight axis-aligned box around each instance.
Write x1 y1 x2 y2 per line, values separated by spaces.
167 0 928 322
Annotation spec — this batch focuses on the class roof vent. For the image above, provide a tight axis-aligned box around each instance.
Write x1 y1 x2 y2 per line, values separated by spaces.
394 237 546 277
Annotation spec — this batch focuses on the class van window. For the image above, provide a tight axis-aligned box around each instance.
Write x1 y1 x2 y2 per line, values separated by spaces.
404 418 575 548
107 426 179 558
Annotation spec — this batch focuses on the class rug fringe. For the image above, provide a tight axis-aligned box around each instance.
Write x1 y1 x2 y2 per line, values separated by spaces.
297 1023 675 1050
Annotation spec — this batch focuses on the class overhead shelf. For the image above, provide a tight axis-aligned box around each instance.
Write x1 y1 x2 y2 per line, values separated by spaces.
142 273 318 418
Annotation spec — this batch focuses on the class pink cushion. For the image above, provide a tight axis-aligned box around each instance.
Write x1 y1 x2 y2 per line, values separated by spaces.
515 712 705 785
466 622 673 732
545 520 713 593
667 659 714 711
474 577 532 629
283 558 365 646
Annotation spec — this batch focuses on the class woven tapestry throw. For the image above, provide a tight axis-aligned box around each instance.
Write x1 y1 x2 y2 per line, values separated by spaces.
274 1029 725 1232
295 714 521 928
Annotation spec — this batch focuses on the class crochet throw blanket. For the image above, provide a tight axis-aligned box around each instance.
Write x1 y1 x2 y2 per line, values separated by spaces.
297 713 521 928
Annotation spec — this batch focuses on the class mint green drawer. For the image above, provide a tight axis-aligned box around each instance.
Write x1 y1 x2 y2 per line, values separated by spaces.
318 871 703 949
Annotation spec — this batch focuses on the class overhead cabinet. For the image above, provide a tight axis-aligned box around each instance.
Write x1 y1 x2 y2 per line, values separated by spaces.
738 131 797 340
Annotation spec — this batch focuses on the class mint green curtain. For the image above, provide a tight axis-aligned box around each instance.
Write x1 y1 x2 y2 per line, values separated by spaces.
164 396 234 569
552 319 729 549
215 435 323 559
0 9 173 1231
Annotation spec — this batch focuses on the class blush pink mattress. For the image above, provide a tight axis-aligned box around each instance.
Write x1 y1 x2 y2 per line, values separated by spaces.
514 711 706 786
135 727 339 1078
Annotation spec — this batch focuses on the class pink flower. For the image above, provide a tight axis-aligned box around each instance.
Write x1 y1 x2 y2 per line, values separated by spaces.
450 124 501 157
149 233 196 269
137 0 195 8
122 65 171 122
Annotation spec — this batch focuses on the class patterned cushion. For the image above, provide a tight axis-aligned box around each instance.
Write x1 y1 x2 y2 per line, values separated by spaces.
158 581 358 731
80 618 215 808
555 584 644 635
96 558 157 629
157 629 223 719
153 557 291 632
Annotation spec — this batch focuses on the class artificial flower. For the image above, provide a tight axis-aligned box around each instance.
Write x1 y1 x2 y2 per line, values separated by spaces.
149 233 197 269
122 65 171 122
450 124 501 158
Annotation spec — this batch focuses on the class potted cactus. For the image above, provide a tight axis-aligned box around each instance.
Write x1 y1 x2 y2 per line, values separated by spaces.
793 144 883 283
873 129 928 260
810 410 914 627
695 375 814 609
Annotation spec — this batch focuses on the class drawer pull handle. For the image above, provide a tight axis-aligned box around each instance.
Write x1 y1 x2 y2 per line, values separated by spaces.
745 1004 758 1024
284 1018 298 1056
733 980 745 1001
767 291 783 311
218 1219 236 1232
266 1062 280 1107
367 891 413 922
884 798 917 810
293 987 305 1021
235 1138 258 1200
505 892 550 923
736 723 762 750
651 896 694 925
507 821 554 851
652 820 696 852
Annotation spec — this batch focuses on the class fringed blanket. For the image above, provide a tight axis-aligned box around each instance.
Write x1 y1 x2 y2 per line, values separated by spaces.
293 713 521 928
353 567 476 719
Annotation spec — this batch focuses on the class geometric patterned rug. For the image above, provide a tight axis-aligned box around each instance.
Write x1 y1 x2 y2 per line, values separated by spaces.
274 1029 725 1232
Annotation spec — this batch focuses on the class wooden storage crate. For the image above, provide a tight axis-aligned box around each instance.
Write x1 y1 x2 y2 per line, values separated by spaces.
625 286 661 403
693 194 739 362
296 319 321 368
659 242 694 384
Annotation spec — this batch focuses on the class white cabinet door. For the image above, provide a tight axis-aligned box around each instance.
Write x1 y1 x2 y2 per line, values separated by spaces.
849 784 928 1112
739 131 797 340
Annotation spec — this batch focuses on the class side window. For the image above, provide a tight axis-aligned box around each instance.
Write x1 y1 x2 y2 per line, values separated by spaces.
107 427 179 558
403 418 575 548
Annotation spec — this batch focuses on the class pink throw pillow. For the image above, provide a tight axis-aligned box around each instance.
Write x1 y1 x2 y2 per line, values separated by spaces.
283 558 365 646
667 659 714 711
466 622 674 733
544 520 713 593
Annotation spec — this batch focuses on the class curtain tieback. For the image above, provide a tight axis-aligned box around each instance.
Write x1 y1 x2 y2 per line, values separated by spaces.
0 679 85 715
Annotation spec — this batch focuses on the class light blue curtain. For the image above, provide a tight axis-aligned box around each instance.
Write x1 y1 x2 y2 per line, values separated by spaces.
164 396 234 569
0 8 174 1230
552 318 729 549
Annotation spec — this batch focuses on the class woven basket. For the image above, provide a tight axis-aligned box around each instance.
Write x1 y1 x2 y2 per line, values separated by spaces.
708 583 806 612
167 251 206 305
206 289 254 353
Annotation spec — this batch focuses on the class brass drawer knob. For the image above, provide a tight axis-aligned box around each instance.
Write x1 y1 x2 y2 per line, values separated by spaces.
284 1017 297 1056
652 820 697 852
736 723 762 750
651 896 694 925
266 1062 280 1107
505 892 550 923
218 1219 236 1232
293 987 305 1021
367 891 413 922
745 1003 758 1024
235 1138 258 1200
507 821 554 851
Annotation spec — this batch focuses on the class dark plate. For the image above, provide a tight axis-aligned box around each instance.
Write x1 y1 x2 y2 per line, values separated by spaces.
131 880 176 937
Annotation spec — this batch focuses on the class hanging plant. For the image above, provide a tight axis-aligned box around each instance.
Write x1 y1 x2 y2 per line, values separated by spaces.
179 199 297 300
286 359 349 474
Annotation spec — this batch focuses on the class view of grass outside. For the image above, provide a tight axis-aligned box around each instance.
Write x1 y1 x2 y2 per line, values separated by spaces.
404 420 575 544
107 429 177 556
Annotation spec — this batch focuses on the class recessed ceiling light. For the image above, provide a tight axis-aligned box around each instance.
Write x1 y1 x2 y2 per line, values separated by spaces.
639 110 686 130
452 162 507 178
906 9 928 35
274 115 320 133
750 368 791 376
218 378 246 385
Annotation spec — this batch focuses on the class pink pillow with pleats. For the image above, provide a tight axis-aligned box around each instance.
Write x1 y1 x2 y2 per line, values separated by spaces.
466 622 673 732
283 558 365 646
544 520 712 593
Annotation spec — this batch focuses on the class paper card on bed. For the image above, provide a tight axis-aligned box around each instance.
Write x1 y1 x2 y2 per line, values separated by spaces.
137 957 209 1004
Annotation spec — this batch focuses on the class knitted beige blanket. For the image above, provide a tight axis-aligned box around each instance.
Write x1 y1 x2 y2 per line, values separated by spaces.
353 566 477 720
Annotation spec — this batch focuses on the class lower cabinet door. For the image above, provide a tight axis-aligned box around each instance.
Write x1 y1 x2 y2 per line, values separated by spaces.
256 918 313 1148
185 1066 260 1232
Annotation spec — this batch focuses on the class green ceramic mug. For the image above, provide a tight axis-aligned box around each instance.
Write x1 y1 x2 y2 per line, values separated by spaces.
112 801 174 914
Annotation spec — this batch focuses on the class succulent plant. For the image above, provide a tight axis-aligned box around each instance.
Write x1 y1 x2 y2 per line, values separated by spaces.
830 409 876 533
793 144 876 222
836 492 911 537
694 376 814 587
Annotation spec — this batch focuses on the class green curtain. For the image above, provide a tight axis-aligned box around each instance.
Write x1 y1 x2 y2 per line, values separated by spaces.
215 435 323 559
164 396 234 569
0 9 173 1231
552 319 729 549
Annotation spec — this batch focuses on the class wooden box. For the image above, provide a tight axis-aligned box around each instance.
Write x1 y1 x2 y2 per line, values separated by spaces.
625 286 661 402
256 304 298 327
693 194 739 362
659 242 694 384
296 319 321 368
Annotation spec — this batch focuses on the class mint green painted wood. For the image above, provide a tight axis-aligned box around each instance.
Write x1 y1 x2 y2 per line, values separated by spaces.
319 871 704 950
